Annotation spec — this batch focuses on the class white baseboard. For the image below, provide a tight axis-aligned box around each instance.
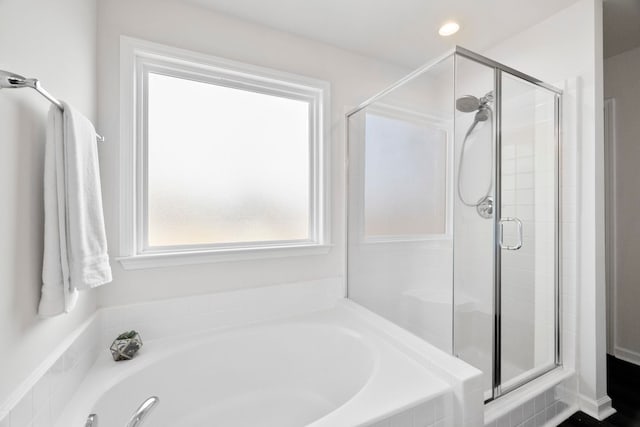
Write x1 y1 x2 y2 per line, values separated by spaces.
579 395 616 421
614 345 640 366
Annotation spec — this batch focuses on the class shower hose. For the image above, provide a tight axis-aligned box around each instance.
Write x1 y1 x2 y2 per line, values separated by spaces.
456 111 494 207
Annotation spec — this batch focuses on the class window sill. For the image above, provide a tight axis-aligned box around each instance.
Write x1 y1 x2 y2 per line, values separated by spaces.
117 244 333 270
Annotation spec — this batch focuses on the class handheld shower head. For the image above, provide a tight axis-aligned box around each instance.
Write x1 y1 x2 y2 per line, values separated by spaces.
474 106 490 122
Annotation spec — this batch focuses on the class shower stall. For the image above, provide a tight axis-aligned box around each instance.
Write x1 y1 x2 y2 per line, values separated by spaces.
346 46 561 401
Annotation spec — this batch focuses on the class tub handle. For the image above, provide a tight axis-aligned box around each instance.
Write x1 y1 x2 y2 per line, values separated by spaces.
85 414 98 427
125 396 160 427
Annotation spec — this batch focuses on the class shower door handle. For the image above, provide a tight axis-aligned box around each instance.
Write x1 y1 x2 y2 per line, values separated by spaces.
499 217 523 250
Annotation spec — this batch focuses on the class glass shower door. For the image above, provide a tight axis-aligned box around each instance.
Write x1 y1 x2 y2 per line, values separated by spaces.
497 72 559 393
452 60 561 401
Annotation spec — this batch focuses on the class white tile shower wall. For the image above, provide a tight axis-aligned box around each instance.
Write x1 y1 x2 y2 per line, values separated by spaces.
369 393 453 427
501 119 538 376
560 78 579 374
481 81 580 427
480 76 580 426
0 319 100 427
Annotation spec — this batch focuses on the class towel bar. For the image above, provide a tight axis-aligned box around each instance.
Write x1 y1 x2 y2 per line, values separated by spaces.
0 69 105 142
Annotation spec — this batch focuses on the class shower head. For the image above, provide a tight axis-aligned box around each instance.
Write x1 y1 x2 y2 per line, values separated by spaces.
0 70 37 89
456 95 481 113
456 91 494 113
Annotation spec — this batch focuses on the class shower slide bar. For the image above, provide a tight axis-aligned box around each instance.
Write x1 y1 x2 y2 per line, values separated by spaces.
0 69 105 142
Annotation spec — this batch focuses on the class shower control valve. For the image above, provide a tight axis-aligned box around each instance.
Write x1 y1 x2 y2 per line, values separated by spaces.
476 196 493 219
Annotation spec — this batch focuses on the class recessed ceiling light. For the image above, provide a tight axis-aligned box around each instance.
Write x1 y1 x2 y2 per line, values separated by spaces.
439 21 460 37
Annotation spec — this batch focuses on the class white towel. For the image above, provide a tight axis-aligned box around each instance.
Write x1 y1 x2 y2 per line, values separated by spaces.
39 103 112 317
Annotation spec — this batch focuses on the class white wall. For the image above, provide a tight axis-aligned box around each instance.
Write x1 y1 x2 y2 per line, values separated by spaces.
96 0 409 307
486 0 611 419
0 0 98 406
604 46 640 365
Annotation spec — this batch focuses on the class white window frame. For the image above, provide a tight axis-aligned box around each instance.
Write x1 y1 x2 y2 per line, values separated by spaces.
118 37 330 269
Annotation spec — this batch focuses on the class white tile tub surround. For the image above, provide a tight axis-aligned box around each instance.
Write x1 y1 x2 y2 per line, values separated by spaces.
0 316 101 427
369 393 453 427
484 372 579 427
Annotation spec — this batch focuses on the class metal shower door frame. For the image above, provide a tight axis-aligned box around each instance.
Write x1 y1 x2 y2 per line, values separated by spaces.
345 45 563 404
455 47 563 402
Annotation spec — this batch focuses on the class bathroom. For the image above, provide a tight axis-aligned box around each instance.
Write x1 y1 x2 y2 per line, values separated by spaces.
0 0 636 426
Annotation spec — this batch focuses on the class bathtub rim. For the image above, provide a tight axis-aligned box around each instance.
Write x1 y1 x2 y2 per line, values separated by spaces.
55 299 472 427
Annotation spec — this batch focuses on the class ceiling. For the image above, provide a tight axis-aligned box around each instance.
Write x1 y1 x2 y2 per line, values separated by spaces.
603 0 640 58
183 0 581 67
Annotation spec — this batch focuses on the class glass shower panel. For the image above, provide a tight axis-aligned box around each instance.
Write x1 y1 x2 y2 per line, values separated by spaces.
347 55 455 354
347 47 561 403
499 73 557 391
452 55 496 400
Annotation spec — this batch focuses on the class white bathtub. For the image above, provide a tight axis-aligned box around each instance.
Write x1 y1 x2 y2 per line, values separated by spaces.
57 299 479 426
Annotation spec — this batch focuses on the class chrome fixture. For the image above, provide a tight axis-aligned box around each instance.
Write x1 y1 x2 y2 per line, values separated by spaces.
499 217 524 250
0 70 63 109
85 414 98 427
126 396 160 427
476 195 493 219
455 91 494 114
0 69 104 142
456 90 494 216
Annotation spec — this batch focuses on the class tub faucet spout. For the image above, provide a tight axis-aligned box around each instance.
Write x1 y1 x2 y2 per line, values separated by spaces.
126 396 160 427
85 414 98 427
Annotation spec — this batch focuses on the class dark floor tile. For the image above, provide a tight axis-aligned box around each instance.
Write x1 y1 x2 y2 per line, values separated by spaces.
552 356 640 426
558 411 613 426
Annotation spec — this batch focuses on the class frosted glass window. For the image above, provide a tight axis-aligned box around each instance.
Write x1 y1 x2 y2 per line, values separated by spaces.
364 112 448 238
145 72 313 248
